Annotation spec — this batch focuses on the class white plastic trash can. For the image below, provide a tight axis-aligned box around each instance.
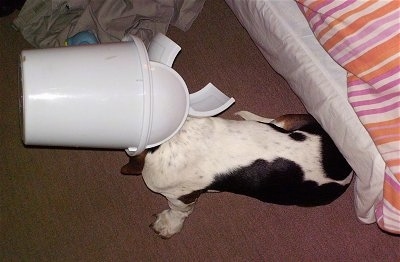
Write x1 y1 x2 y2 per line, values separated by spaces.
19 33 235 155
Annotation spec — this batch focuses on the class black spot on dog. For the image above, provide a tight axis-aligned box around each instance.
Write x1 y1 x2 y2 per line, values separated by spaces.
320 133 352 181
269 121 352 181
296 122 353 181
267 123 307 142
178 190 204 204
148 145 160 153
207 158 349 206
289 132 306 141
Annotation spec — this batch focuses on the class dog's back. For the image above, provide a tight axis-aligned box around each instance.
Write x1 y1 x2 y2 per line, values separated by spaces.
145 114 352 207
205 116 353 206
123 112 353 238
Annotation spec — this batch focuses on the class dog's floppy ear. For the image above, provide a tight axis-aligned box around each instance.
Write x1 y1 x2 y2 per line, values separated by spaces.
120 151 148 176
273 114 316 131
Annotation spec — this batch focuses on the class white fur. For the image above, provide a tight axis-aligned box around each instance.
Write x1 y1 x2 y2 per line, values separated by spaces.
139 112 352 237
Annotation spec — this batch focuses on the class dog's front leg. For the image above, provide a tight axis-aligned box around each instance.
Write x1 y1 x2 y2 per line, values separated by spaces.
151 197 196 238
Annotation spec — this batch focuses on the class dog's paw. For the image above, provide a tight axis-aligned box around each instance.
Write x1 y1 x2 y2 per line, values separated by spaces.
150 209 186 239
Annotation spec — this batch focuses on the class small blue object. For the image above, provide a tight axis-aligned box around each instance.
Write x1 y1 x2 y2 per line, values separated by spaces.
65 31 98 46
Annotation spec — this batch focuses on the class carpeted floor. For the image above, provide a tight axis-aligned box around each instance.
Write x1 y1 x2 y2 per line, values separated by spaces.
1 0 398 261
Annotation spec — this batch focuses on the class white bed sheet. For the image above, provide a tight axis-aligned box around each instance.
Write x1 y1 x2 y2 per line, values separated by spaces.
225 0 386 224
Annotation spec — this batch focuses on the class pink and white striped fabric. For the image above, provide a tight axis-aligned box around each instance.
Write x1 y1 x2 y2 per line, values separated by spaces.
296 0 400 234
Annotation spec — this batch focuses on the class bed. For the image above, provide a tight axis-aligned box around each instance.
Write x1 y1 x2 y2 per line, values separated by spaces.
225 0 399 234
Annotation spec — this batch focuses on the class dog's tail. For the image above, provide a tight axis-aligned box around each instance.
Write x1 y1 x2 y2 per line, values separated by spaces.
235 111 274 123
235 111 316 131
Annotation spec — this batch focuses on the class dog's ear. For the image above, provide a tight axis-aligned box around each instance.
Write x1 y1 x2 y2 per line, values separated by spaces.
120 151 148 176
273 114 316 131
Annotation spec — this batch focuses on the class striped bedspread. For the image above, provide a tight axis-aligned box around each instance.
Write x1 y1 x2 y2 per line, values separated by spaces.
296 0 400 234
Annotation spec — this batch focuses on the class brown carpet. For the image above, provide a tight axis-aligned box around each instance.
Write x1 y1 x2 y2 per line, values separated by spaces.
1 0 398 261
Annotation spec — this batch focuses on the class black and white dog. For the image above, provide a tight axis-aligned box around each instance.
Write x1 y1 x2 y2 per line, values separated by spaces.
121 111 353 238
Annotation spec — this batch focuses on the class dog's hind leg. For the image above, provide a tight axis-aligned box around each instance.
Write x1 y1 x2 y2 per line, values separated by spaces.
151 198 195 238
151 190 202 238
120 152 147 175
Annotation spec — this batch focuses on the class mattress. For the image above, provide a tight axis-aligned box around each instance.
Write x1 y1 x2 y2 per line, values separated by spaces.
225 0 386 225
